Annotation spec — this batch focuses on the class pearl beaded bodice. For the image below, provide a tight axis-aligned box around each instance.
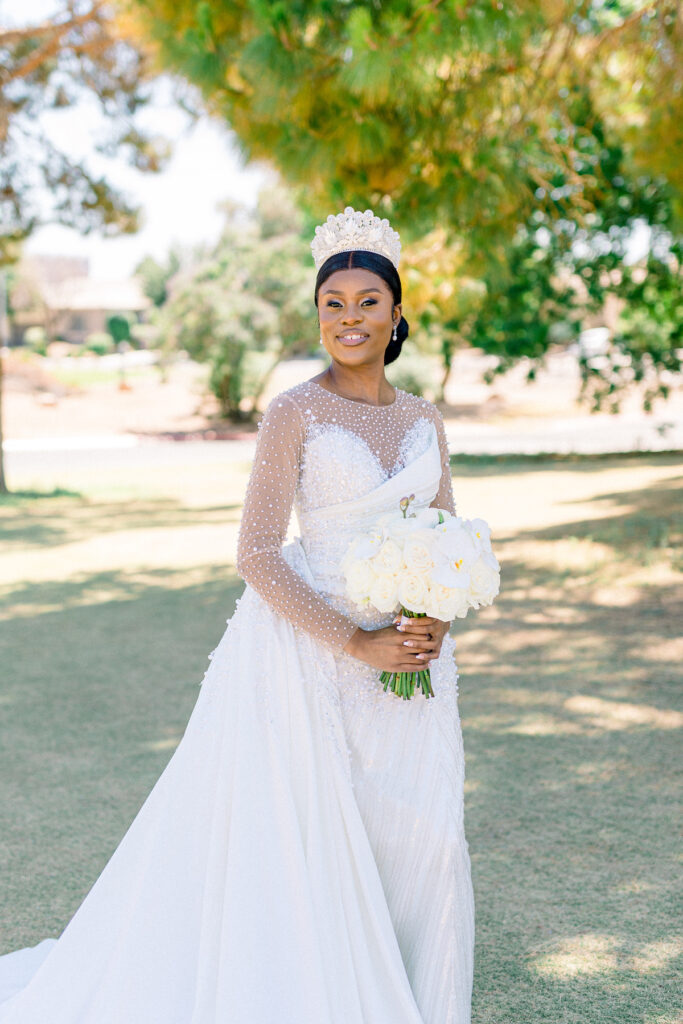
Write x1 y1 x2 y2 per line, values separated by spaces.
235 378 456 655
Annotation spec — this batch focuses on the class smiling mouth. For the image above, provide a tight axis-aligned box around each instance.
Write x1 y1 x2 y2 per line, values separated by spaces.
337 333 369 345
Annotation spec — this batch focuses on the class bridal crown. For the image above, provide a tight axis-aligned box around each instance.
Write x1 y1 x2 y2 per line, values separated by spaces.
311 206 401 271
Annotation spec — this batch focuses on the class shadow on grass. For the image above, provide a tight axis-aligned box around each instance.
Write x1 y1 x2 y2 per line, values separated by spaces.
500 470 683 574
0 566 243 949
0 487 81 504
0 464 680 1022
0 566 238 617
450 449 683 478
458 539 681 1023
0 496 243 550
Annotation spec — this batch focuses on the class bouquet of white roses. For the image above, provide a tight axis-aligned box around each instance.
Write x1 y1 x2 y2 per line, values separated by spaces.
341 495 500 700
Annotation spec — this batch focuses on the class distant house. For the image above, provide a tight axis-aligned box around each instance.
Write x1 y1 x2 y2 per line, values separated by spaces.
10 255 150 345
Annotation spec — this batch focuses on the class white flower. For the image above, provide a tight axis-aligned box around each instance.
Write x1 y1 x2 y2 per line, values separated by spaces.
397 572 428 611
413 507 443 528
345 559 376 602
481 548 500 572
402 529 437 574
468 556 500 608
384 516 419 540
343 503 499 622
342 531 382 568
433 514 465 537
372 538 403 574
353 534 383 561
368 574 400 613
450 587 471 618
424 583 457 620
376 511 403 531
464 517 492 553
436 522 478 563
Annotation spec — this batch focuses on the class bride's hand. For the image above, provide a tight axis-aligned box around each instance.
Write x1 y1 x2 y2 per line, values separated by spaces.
342 616 451 672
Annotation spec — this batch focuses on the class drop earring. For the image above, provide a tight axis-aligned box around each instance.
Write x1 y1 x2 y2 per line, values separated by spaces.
392 323 398 341
319 336 323 345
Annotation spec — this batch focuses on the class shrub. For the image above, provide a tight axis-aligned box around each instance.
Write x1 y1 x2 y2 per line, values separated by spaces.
83 332 115 356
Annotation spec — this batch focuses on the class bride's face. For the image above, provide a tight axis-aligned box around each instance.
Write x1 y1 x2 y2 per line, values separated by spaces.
318 267 400 367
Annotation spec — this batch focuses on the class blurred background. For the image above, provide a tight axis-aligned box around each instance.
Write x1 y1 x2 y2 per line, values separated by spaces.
1 2 681 1021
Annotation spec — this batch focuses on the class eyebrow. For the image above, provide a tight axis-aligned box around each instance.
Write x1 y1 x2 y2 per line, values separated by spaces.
322 288 383 296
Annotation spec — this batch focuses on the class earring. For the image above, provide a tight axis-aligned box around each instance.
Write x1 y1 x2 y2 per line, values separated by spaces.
392 323 398 341
319 336 323 345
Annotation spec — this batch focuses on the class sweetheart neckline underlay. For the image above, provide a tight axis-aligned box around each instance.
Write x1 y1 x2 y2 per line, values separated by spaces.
304 417 437 484
297 421 440 521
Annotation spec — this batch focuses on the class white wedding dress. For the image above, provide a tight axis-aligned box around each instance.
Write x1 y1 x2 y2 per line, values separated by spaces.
0 379 474 1023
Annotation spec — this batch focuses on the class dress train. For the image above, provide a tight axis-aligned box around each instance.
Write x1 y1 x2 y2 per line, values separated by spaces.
0 546 437 1023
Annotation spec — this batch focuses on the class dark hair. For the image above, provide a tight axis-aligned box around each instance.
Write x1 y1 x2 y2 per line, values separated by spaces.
314 249 409 365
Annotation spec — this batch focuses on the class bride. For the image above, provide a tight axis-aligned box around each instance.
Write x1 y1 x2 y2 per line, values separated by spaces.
0 207 475 1023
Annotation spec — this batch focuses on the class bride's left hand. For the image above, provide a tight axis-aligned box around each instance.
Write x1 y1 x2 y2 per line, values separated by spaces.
391 614 451 664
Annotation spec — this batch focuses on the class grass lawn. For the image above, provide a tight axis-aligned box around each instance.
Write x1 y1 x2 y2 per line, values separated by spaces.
1 451 681 1024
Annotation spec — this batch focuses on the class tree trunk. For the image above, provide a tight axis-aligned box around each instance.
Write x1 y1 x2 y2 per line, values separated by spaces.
0 271 8 495
0 350 7 495
248 347 286 417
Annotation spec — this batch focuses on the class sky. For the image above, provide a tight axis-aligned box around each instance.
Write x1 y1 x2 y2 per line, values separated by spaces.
27 94 270 279
9 0 269 279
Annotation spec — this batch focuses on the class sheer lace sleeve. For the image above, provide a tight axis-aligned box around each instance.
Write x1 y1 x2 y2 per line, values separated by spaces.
429 408 456 516
235 394 359 655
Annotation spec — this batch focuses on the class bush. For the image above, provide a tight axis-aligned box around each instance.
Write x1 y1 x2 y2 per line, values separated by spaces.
130 322 158 349
83 332 115 356
23 326 48 356
386 343 442 400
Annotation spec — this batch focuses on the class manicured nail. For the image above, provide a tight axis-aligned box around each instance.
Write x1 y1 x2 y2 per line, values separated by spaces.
397 625 406 632
403 640 414 647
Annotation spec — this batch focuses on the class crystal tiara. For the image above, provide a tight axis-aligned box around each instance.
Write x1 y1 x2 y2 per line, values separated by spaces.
310 206 401 271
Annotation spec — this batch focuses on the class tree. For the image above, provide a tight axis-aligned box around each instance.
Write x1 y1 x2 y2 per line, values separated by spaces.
129 1 681 245
0 271 8 493
135 249 183 307
441 97 682 410
0 0 171 492
0 0 170 265
155 185 314 419
128 0 682 411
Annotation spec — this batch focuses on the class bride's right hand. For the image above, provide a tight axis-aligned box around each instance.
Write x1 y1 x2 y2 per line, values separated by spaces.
342 621 441 672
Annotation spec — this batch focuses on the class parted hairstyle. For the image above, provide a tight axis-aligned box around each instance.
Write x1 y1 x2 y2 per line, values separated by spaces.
314 249 409 366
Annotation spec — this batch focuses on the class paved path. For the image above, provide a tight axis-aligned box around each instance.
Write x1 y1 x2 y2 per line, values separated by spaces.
5 405 682 480
442 410 683 456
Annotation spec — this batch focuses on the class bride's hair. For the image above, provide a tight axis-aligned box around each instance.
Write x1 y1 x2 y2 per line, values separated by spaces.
314 250 409 365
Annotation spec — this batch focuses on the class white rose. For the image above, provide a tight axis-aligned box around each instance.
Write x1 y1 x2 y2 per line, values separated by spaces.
341 535 377 572
372 538 403 575
424 583 457 621
345 559 376 602
468 557 500 607
402 529 437 574
397 572 428 612
368 574 400 614
481 548 500 572
449 587 471 619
